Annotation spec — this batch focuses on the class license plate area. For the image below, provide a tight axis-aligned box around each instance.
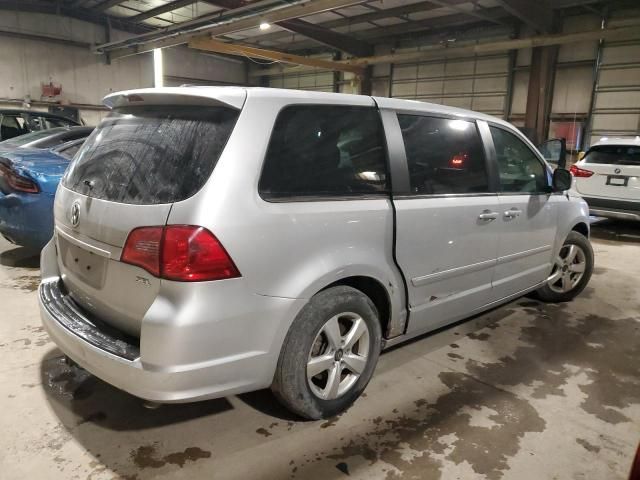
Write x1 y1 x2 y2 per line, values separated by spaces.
606 175 628 187
58 236 108 289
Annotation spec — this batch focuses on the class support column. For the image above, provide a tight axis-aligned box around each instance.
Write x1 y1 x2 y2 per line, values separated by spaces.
524 45 558 144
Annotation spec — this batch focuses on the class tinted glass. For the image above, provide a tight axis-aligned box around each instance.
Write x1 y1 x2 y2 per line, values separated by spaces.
57 142 82 160
0 127 67 148
584 145 640 165
0 115 28 140
42 116 76 129
398 115 488 194
490 126 548 193
63 106 239 205
259 106 388 199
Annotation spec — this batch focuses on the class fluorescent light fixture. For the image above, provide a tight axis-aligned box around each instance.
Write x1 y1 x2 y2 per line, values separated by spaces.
259 22 271 30
153 48 163 88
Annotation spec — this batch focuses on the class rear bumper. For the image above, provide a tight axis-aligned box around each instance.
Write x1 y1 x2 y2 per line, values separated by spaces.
39 241 305 403
582 196 640 221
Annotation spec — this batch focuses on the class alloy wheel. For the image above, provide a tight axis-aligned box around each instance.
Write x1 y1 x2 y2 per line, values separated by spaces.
547 243 587 293
306 312 370 400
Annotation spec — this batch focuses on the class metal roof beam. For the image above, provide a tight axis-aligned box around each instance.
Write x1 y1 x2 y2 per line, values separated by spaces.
128 0 200 23
494 0 553 33
100 0 368 58
276 18 372 56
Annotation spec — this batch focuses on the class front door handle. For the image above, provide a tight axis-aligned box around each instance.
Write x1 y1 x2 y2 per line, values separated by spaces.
478 210 498 220
504 208 523 218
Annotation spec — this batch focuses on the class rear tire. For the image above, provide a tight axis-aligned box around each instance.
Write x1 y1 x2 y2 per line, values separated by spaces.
536 231 593 302
271 286 382 420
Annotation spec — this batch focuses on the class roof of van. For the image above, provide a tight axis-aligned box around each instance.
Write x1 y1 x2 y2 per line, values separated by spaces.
103 86 509 127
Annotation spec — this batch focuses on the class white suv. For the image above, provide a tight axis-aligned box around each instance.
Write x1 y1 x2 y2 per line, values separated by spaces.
571 137 640 221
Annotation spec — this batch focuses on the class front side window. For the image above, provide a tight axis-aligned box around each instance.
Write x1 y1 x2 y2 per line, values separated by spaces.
259 106 388 199
490 126 548 193
398 115 489 195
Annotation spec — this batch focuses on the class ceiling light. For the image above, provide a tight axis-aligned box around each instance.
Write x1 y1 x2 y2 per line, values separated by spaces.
259 22 271 30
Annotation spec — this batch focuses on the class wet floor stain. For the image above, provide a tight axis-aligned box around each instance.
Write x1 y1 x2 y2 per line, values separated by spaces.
576 438 601 453
466 306 640 425
44 356 96 401
288 302 639 479
256 427 272 437
130 444 211 469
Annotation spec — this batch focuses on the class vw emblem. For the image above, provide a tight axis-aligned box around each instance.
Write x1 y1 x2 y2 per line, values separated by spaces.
614 168 621 174
70 201 81 228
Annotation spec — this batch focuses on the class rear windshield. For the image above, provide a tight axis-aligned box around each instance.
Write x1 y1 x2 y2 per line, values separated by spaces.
62 106 239 204
0 127 68 148
584 145 640 166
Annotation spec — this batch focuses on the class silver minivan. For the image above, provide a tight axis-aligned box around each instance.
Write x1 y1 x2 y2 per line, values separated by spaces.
39 87 593 419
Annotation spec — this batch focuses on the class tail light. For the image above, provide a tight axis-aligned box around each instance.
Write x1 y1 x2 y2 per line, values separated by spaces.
0 162 40 193
570 165 594 178
122 225 240 282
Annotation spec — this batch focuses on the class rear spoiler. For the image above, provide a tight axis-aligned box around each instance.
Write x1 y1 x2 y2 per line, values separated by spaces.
103 87 247 110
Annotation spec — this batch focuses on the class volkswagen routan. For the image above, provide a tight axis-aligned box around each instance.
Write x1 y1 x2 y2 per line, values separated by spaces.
39 87 593 419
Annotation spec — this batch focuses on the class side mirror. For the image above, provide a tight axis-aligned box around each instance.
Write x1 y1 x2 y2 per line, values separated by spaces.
578 151 586 160
538 138 567 169
552 168 572 192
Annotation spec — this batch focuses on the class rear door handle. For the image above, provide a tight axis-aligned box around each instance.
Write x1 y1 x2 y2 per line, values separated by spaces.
478 210 498 220
504 208 522 218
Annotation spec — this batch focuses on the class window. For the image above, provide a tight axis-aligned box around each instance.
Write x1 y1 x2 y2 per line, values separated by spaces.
259 106 388 199
0 115 28 141
63 106 239 205
41 116 76 129
490 126 548 193
57 142 82 160
398 115 488 195
584 145 640 166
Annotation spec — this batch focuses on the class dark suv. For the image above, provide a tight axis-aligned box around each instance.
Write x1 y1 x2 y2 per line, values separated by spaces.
0 109 80 141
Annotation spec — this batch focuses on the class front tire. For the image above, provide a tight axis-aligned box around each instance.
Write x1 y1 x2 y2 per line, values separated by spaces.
271 286 382 420
536 231 593 302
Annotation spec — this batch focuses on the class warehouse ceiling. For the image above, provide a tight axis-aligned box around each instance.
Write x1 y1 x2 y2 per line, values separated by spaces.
2 0 638 73
1 0 629 52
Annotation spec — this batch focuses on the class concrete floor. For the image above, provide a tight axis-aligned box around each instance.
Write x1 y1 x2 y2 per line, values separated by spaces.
0 220 639 480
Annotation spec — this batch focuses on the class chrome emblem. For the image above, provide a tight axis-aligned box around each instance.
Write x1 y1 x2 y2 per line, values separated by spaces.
614 168 621 174
70 202 81 228
136 276 151 287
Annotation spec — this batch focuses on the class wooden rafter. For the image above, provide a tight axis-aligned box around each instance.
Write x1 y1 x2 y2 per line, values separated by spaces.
188 36 366 75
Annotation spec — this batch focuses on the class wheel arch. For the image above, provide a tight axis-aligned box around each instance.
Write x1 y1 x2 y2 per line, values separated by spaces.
320 276 394 339
571 221 589 238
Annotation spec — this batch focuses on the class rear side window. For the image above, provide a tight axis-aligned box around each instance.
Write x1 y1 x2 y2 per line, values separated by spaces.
489 126 548 193
259 106 388 199
63 106 239 205
584 145 640 165
398 115 488 195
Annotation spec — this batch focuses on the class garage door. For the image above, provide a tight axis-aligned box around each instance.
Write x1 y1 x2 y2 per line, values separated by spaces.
587 38 640 146
268 70 335 92
390 53 510 117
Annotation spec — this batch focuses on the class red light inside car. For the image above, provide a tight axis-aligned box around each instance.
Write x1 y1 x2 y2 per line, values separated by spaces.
570 164 594 177
0 162 40 193
121 225 240 282
450 153 468 168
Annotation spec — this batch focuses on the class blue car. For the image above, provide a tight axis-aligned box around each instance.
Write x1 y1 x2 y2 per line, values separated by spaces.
0 137 87 249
